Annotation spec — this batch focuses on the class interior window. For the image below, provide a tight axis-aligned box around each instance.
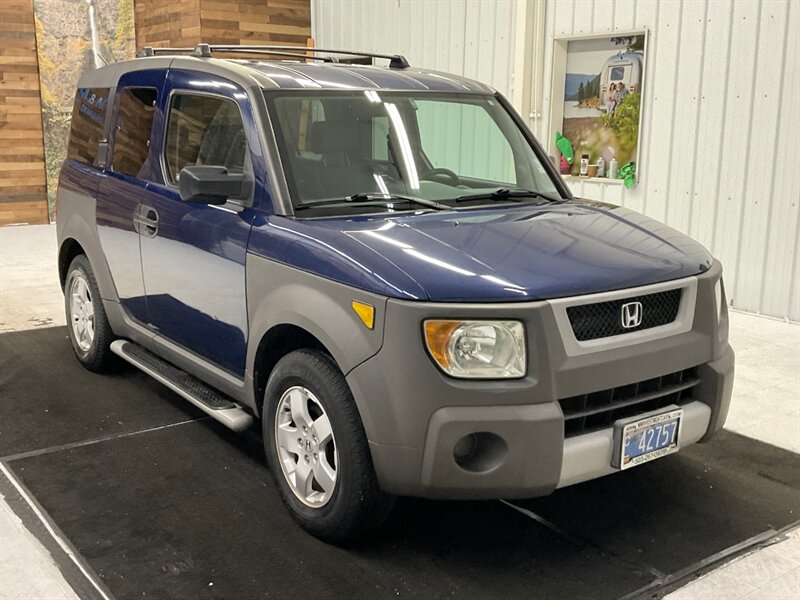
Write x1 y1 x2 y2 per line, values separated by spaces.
67 87 110 165
371 116 389 161
111 87 157 178
414 99 516 185
165 94 248 183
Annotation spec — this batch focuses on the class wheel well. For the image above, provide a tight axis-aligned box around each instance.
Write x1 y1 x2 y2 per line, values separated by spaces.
253 324 329 416
58 238 85 290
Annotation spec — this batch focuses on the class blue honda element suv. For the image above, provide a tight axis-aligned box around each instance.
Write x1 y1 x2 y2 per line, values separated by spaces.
56 44 734 542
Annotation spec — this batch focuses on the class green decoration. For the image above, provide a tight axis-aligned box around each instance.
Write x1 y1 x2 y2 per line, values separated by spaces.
555 131 574 164
619 161 637 188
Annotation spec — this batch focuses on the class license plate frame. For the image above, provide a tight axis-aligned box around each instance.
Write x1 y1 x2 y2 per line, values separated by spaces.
611 406 683 470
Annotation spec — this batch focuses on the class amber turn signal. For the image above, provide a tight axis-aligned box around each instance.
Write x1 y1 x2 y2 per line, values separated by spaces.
423 320 462 369
351 300 375 329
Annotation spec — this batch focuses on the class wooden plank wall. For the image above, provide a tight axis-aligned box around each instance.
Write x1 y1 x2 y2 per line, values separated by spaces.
134 0 202 49
199 0 310 45
134 0 310 49
0 0 49 226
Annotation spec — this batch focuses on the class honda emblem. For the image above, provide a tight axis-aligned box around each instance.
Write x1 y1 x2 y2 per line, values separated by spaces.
621 301 643 329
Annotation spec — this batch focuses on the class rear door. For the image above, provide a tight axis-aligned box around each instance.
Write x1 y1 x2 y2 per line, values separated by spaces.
96 70 166 324
138 70 259 376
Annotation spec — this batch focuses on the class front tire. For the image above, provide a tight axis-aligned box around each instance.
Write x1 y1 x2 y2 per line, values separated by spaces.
64 254 115 372
263 350 393 543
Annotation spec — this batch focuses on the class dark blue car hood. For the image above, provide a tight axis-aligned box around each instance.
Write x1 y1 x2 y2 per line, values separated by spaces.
253 201 713 302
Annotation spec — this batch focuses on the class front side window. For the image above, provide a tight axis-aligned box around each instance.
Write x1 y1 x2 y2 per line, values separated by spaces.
111 87 157 177
164 94 248 184
266 91 560 216
67 87 110 165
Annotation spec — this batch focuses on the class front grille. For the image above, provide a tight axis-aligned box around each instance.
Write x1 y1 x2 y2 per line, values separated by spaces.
567 288 682 341
560 367 699 438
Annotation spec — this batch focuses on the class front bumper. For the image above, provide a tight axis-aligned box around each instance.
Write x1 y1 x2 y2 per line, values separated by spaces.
346 262 734 499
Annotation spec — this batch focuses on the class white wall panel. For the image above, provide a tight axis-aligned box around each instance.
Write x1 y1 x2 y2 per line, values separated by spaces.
312 0 517 97
313 0 800 321
537 0 799 321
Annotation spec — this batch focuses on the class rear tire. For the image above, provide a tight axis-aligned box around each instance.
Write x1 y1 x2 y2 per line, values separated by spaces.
263 349 393 543
64 254 115 373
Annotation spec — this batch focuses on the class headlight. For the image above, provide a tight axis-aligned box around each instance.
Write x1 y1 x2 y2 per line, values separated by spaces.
423 320 526 379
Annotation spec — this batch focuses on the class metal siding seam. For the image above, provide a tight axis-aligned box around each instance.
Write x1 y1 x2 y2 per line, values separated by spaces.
757 0 792 316
661 0 685 228
708 0 736 255
640 1 661 217
731 0 763 310
788 210 800 320
685 0 710 241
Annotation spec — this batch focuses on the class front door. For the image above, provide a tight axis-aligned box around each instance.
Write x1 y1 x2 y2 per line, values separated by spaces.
138 70 259 376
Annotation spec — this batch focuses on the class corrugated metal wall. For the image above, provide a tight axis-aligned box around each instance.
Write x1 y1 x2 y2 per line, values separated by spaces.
312 0 800 321
538 0 800 322
312 0 518 99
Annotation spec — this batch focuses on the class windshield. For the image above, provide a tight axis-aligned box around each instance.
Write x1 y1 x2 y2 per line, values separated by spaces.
265 90 561 216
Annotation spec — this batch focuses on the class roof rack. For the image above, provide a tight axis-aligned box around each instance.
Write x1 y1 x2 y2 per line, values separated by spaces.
137 43 411 69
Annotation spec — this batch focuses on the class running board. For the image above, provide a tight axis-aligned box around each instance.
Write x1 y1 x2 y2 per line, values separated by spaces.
110 340 253 432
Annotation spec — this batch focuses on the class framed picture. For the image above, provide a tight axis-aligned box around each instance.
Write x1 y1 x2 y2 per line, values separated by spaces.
547 30 648 183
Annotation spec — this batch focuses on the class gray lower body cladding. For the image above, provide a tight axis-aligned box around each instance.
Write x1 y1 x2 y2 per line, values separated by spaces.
347 262 733 499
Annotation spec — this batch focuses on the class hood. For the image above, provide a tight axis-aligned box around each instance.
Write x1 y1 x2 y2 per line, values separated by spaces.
251 201 713 302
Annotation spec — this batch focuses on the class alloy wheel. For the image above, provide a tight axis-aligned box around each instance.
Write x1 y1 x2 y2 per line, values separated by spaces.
274 386 338 507
69 274 95 352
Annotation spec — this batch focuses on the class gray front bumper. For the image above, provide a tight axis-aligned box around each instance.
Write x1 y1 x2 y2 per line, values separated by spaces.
346 262 734 499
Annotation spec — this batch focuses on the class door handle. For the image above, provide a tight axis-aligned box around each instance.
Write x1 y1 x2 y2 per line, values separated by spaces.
134 205 159 238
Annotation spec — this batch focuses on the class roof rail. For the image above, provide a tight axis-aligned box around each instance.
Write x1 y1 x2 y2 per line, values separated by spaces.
138 44 411 69
137 45 335 63
138 46 194 57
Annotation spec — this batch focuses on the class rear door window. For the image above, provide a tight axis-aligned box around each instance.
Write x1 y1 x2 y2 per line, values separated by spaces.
164 94 248 184
111 87 158 178
67 87 110 165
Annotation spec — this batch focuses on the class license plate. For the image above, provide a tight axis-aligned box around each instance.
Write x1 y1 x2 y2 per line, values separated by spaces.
612 408 682 470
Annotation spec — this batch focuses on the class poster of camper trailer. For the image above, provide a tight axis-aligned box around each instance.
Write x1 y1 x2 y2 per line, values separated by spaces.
561 34 646 178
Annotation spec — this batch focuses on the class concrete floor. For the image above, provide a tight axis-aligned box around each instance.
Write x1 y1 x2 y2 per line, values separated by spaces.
1 224 798 599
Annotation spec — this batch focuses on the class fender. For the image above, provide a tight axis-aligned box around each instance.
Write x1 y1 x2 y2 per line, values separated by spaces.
56 186 120 306
245 252 388 420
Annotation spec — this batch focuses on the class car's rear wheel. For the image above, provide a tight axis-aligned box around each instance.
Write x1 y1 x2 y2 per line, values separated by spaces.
64 254 115 372
263 349 393 543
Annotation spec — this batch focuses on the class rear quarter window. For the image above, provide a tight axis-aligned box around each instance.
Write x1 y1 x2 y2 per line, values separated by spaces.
67 87 110 165
111 87 158 178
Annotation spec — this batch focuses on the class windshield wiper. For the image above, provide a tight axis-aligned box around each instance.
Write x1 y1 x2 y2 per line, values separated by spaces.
453 188 561 204
295 193 449 211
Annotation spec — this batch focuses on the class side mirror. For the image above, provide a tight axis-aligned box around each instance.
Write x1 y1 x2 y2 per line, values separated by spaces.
179 165 244 205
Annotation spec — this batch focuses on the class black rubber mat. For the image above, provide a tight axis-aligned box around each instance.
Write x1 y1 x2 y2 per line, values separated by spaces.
2 327 799 599
0 327 204 456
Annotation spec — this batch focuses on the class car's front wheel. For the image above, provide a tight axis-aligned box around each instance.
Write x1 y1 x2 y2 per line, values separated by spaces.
263 349 393 543
64 254 115 372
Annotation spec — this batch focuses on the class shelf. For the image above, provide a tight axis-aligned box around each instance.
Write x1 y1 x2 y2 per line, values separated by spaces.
562 175 625 185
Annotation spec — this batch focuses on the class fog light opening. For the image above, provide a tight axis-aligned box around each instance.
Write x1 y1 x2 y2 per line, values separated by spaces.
453 432 508 473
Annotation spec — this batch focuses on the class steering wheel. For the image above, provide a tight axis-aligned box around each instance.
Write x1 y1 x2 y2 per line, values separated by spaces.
422 167 460 187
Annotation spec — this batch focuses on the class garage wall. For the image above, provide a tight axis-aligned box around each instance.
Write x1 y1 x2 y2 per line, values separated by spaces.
312 0 518 96
537 0 799 322
313 0 800 322
0 0 49 226
135 0 311 49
